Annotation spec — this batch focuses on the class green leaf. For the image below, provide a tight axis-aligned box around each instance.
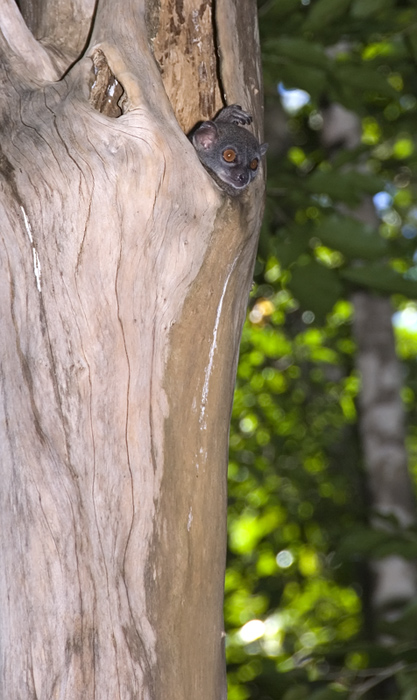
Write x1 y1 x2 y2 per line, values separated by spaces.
274 227 311 267
340 529 387 556
288 260 343 321
307 172 359 205
398 670 417 700
261 0 301 20
303 0 352 30
282 686 310 700
402 688 417 700
340 526 417 559
264 38 329 69
317 215 388 260
351 0 395 18
341 264 417 296
334 64 398 98
307 171 383 207
310 687 349 700
277 64 326 100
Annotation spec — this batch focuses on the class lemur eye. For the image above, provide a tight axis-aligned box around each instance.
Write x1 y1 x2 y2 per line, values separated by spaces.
222 148 237 162
249 158 259 171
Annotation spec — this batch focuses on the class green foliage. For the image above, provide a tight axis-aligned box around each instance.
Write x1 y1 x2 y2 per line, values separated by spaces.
341 263 417 296
288 260 343 322
226 1 417 698
315 215 388 261
227 279 367 698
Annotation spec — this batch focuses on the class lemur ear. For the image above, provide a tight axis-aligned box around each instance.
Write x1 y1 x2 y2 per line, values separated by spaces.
260 143 268 156
192 121 218 150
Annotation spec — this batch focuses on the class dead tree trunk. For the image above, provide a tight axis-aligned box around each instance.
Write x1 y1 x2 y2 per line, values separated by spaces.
0 1 266 697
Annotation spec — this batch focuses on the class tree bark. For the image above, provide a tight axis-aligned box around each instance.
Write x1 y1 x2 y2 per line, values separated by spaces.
0 1 266 697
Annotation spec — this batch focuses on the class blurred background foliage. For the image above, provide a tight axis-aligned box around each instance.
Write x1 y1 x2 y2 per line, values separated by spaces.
225 1 417 698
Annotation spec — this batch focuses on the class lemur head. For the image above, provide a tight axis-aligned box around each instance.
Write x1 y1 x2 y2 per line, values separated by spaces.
192 106 268 196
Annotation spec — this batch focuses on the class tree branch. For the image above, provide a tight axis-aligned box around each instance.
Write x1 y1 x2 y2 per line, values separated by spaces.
151 0 223 132
86 1 176 124
0 0 59 82
216 0 265 141
14 0 96 74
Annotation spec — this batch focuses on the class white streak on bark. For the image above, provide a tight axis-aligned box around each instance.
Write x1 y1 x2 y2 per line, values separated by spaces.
187 507 193 532
195 446 206 472
21 206 42 292
199 258 237 429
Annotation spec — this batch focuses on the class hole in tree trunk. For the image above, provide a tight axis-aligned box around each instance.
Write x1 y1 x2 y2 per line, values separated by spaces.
89 49 125 117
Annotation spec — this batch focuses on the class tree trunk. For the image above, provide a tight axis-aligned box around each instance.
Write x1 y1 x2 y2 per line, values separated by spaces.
353 292 417 610
322 102 417 616
0 1 266 697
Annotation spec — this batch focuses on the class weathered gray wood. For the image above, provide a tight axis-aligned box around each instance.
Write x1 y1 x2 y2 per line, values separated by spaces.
0 0 265 697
